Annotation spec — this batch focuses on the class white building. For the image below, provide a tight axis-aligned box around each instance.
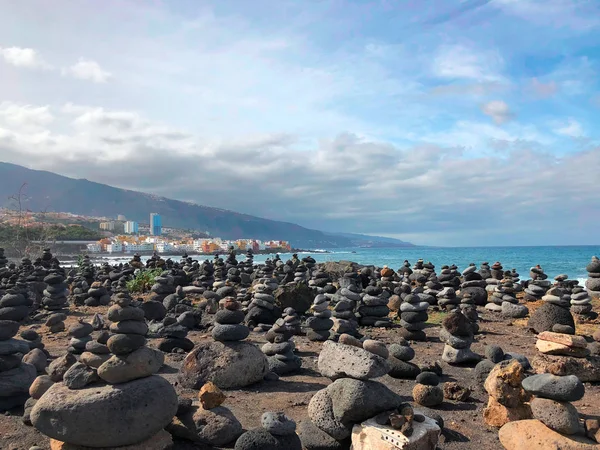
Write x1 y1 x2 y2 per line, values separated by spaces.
106 243 123 253
124 221 139 234
156 242 175 253
123 242 154 253
86 243 102 253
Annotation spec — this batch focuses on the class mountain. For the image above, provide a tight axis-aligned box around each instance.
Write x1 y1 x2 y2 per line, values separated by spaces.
327 232 415 248
0 162 413 249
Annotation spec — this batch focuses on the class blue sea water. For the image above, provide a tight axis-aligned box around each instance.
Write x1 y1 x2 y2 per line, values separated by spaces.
92 246 600 283
249 246 600 282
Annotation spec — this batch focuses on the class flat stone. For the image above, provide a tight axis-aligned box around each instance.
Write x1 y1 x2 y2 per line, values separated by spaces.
388 357 421 379
536 340 590 358
79 352 111 369
442 344 481 364
0 338 31 355
362 339 389 358
107 305 145 322
107 334 147 355
63 362 100 389
212 324 250 341
499 419 598 450
97 347 164 384
538 331 588 349
31 378 177 447
522 374 585 402
318 341 390 380
531 354 600 382
109 320 148 336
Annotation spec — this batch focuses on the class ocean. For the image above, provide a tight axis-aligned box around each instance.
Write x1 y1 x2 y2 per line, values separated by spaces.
82 245 600 283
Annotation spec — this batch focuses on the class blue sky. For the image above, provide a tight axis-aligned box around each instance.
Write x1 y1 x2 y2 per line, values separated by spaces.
0 0 599 246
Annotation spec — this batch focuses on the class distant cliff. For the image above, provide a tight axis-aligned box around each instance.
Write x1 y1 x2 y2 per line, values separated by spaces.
0 162 413 249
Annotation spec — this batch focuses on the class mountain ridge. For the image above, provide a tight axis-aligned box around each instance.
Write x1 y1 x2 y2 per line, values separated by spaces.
0 162 413 249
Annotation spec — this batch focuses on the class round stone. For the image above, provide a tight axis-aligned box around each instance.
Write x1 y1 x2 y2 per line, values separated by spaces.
215 309 245 325
106 334 146 355
98 347 164 384
362 340 389 359
388 344 415 362
107 305 145 322
0 320 20 340
522 374 584 402
109 320 149 336
68 322 94 338
416 371 440 386
261 411 297 436
212 324 250 342
412 384 443 407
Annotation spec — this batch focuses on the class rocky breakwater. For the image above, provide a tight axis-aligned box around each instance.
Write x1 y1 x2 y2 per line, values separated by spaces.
299 338 440 449
179 297 268 389
0 320 37 410
398 291 429 342
586 256 600 298
441 310 481 365
307 293 333 341
499 374 600 448
532 330 600 382
483 360 532 427
31 292 177 449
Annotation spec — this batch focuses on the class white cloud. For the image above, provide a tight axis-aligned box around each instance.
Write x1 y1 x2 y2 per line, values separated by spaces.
553 119 584 138
432 44 504 82
481 100 514 124
0 46 51 69
0 102 54 130
63 58 111 83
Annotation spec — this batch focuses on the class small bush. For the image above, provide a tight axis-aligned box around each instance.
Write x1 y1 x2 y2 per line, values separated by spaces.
126 268 163 293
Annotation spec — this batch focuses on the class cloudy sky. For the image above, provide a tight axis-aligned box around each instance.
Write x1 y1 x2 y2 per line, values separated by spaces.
0 0 599 246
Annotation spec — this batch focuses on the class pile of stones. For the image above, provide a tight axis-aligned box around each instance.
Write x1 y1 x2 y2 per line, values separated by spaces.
478 262 492 279
44 312 66 333
262 316 302 375
571 282 594 319
246 281 280 327
459 263 488 306
214 297 250 342
398 291 428 342
282 307 302 335
0 320 37 410
586 256 600 298
80 330 111 370
0 284 31 321
438 265 460 289
387 338 420 379
84 280 111 307
236 411 301 449
67 320 94 355
357 285 391 327
413 371 443 407
42 271 68 311
306 294 333 341
437 287 459 311
535 330 589 358
440 310 480 364
523 373 584 436
0 247 7 268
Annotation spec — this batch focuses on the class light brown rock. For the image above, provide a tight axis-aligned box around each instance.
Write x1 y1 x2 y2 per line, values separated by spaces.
536 340 590 358
585 419 600 444
498 419 599 449
29 375 54 399
338 334 363 349
49 429 173 450
198 381 226 409
351 416 441 450
79 351 111 369
484 360 530 407
538 331 588 349
483 396 532 428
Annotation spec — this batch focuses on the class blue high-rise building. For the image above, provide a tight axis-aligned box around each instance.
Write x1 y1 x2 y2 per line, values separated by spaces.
150 213 162 236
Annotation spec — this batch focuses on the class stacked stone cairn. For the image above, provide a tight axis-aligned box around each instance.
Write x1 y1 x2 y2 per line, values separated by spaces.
32 310 176 450
0 319 37 410
437 286 459 311
0 282 32 321
262 316 302 375
586 256 600 298
80 330 111 370
423 275 444 301
168 381 243 446
484 261 503 293
440 310 480 364
0 247 7 269
535 330 589 359
524 265 550 301
458 292 479 332
413 370 443 407
67 320 94 355
293 263 309 283
44 312 66 333
282 307 302 335
522 373 585 436
42 270 68 311
399 291 428 341
499 273 529 318
387 338 420 379
299 337 439 449
459 263 488 306
332 286 360 338
84 280 111 307
309 269 333 293
214 297 250 342
438 265 460 289
571 282 593 319
357 285 391 327
235 411 301 450
306 293 333 341
542 283 571 308
246 281 280 328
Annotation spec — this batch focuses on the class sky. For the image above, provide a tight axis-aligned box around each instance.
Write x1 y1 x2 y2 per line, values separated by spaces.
0 0 599 246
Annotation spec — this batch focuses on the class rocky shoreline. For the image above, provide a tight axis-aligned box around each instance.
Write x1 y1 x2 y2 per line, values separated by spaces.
1 249 600 449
